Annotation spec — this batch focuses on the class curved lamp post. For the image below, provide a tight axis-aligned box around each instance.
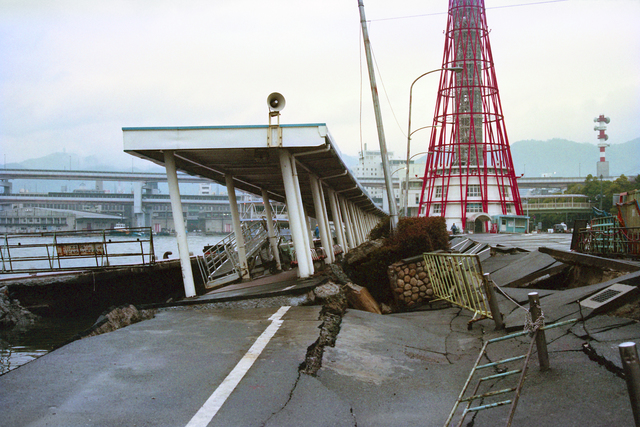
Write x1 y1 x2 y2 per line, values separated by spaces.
405 66 463 217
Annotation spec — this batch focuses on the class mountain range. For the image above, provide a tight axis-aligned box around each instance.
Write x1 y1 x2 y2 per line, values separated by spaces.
508 138 639 178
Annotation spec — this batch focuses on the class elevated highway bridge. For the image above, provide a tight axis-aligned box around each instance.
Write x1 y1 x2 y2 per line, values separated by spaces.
0 169 209 183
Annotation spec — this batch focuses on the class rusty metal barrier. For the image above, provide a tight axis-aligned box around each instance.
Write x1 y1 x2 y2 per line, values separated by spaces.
577 225 640 259
1 228 155 273
423 252 503 329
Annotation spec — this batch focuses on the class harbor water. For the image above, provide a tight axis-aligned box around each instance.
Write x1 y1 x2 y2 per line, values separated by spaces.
1 233 223 375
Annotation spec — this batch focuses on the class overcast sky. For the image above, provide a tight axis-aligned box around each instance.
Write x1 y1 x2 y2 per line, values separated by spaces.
1 0 639 169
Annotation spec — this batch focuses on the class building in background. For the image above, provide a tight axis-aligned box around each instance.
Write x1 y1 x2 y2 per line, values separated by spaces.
354 144 425 214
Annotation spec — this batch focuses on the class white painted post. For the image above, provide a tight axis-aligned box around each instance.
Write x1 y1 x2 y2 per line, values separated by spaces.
225 174 250 280
279 150 311 278
290 157 314 271
336 194 349 252
354 206 366 242
339 196 355 249
619 342 640 426
310 175 333 264
347 202 362 245
317 180 335 263
163 151 196 298
261 189 282 271
327 188 347 253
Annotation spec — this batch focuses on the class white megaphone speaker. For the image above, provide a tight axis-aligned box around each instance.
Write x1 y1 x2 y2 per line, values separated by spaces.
267 93 285 146
267 92 286 112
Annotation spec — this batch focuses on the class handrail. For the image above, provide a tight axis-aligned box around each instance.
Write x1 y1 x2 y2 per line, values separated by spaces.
0 228 155 273
201 220 277 285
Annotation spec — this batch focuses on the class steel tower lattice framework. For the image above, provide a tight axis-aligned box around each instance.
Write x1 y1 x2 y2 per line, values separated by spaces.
418 0 522 231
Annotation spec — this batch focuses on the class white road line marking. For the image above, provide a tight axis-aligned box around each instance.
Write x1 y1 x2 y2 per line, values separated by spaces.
282 285 296 291
185 306 291 427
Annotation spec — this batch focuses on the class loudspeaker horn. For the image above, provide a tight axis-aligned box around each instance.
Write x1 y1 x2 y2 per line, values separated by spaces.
267 92 286 112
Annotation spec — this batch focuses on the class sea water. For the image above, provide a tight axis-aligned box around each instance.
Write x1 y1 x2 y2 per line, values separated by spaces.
0 233 223 375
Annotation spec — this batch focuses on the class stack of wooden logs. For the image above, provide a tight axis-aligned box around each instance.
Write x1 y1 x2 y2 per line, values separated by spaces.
387 255 434 308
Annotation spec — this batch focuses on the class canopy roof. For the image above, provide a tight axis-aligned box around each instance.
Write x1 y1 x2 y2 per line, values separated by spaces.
123 123 386 220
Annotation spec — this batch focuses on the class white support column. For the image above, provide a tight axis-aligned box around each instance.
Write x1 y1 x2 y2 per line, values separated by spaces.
346 202 360 246
261 189 282 271
355 208 365 241
355 204 365 244
354 205 365 244
317 181 335 263
307 215 314 249
363 213 371 236
352 205 364 243
361 211 368 240
339 196 356 249
279 150 312 278
290 157 314 271
163 151 196 298
327 188 347 253
225 174 250 280
310 175 333 264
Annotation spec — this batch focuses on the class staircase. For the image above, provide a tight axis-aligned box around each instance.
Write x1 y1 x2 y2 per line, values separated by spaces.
201 220 275 288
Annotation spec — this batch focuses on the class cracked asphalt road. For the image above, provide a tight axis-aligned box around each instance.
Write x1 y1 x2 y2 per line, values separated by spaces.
1 299 636 426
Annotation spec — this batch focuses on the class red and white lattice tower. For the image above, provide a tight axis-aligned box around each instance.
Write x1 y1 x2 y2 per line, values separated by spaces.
594 114 610 178
418 0 522 232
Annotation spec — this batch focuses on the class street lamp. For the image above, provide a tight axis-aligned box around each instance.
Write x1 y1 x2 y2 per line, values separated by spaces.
405 66 463 217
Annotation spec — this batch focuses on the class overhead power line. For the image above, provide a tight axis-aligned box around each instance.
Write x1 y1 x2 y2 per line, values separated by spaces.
369 0 567 22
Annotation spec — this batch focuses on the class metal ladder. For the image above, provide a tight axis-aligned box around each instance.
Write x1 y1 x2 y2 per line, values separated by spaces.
444 319 576 427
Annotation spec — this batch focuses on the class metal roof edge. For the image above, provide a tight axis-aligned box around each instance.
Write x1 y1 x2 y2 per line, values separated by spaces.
122 123 328 132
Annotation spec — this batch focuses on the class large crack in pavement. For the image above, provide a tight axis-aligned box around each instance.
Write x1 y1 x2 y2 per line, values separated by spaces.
263 281 353 426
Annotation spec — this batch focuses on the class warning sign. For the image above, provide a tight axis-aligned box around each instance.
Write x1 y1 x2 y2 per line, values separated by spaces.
56 243 105 257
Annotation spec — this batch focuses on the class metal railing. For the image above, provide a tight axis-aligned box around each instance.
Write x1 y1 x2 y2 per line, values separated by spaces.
444 318 578 427
576 218 640 259
201 220 274 287
0 228 155 273
423 252 503 328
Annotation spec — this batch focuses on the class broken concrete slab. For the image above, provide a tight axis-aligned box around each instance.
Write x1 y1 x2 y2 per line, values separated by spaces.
589 338 640 371
451 238 475 253
492 244 527 255
569 315 636 338
481 252 530 274
467 243 488 255
488 251 558 287
501 281 615 329
449 237 469 248
524 262 570 288
477 247 492 262
498 287 557 305
539 247 640 272
546 329 586 353
588 321 640 343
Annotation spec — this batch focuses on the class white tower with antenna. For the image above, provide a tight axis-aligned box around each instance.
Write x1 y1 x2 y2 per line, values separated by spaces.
593 114 610 178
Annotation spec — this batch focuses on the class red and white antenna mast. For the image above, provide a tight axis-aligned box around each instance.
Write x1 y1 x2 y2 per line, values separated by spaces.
417 0 522 233
594 114 610 178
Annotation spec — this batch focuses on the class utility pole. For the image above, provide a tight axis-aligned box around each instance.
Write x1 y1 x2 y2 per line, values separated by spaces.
357 0 398 231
